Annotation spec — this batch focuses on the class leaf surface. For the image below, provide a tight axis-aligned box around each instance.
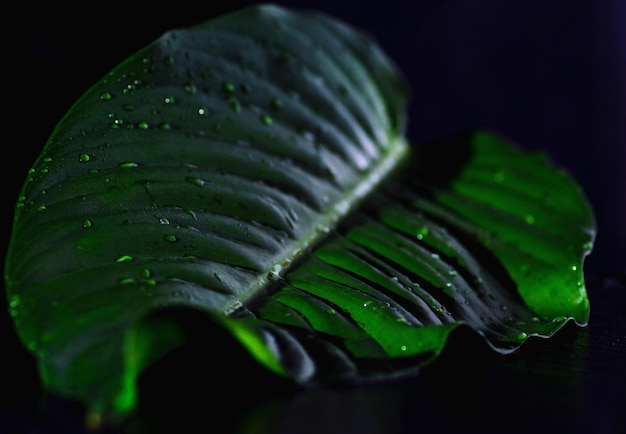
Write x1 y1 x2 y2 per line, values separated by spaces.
4 4 595 422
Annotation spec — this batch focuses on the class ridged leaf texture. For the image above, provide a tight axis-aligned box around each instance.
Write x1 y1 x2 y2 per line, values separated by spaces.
4 4 595 422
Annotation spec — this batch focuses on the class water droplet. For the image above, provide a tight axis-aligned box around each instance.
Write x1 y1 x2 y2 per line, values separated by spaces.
416 226 429 240
260 114 273 126
109 117 124 129
228 97 241 113
9 294 20 309
516 332 528 341
270 97 282 109
326 308 336 315
37 205 46 211
164 235 177 243
214 272 223 283
118 162 139 168
100 92 113 101
137 121 149 130
83 219 93 228
164 96 176 105
159 122 171 130
571 265 578 271
184 83 198 95
141 268 151 278
302 130 315 141
119 277 136 284
158 217 170 225
400 345 407 352
9 295 20 317
222 81 235 93
186 176 206 187
116 255 133 262
197 107 207 116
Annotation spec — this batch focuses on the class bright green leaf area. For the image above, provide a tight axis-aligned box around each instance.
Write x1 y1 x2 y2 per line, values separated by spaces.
4 3 595 424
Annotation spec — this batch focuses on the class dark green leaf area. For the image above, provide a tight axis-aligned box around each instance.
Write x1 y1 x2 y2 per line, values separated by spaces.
252 130 594 381
5 4 409 421
7 2 408 323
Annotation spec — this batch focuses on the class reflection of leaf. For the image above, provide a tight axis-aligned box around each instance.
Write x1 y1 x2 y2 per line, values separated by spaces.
4 3 595 423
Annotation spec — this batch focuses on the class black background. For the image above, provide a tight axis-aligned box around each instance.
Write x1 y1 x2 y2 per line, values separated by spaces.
2 1 625 433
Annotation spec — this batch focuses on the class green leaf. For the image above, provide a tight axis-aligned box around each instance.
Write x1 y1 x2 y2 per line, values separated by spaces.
4 4 595 423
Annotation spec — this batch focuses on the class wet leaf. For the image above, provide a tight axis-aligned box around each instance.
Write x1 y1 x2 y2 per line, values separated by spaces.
4 4 595 423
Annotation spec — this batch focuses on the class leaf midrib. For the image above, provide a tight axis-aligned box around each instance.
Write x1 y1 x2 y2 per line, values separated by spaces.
225 136 410 316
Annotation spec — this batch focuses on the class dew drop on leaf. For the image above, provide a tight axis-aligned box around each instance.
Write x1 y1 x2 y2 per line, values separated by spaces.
270 97 282 109
185 176 205 187
416 226 428 240
228 97 241 113
79 154 90 163
164 235 177 243
222 81 236 93
116 255 133 263
8 295 20 317
260 114 273 126
83 219 93 228
184 83 198 95
118 162 139 168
